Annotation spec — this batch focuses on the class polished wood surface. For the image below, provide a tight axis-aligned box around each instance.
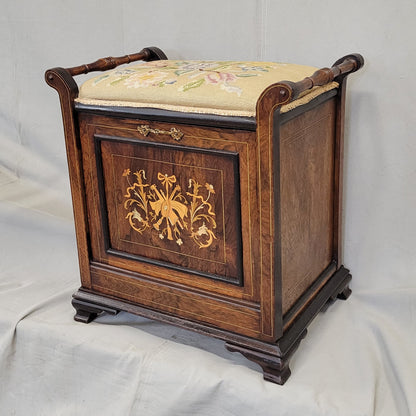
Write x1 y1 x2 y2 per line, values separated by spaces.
279 98 336 314
66 47 167 76
278 53 364 102
46 49 364 384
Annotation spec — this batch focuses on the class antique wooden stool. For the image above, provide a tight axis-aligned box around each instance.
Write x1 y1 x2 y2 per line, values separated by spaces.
46 47 363 384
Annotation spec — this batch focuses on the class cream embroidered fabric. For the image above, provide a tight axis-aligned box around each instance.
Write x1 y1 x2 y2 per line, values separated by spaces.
76 60 338 117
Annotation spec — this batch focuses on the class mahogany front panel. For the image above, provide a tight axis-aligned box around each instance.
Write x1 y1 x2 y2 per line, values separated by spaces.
77 113 273 339
99 136 242 285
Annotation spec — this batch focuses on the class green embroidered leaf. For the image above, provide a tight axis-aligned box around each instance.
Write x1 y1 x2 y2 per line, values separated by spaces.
93 74 110 85
175 69 193 76
236 73 258 77
181 78 205 92
211 63 234 71
110 76 128 85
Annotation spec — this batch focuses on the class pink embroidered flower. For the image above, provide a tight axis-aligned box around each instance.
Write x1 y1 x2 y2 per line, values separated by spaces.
205 72 237 84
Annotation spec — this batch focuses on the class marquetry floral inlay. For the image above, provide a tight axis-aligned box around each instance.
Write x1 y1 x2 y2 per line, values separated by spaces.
123 169 217 248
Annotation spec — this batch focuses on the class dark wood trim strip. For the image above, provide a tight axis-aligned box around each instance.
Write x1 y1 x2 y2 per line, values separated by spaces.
333 77 348 266
278 88 338 125
75 103 257 131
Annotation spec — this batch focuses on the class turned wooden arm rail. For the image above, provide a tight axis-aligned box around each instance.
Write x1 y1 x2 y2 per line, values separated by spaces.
276 53 364 105
45 46 167 92
65 46 167 76
45 46 168 112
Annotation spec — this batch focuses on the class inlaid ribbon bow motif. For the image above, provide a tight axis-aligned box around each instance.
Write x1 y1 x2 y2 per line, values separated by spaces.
150 173 188 242
123 169 217 248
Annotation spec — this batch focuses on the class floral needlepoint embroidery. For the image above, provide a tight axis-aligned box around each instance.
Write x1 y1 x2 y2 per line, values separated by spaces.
90 60 279 96
123 169 217 248
78 59 335 117
124 71 168 88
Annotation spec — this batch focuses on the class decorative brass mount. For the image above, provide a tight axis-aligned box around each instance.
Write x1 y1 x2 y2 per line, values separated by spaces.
137 125 184 141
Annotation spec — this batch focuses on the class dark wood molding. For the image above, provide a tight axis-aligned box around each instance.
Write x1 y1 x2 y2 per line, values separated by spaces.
74 103 257 131
330 55 364 266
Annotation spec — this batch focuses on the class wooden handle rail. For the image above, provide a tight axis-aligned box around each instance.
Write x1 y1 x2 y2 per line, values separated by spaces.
45 46 168 99
277 53 364 105
65 46 168 76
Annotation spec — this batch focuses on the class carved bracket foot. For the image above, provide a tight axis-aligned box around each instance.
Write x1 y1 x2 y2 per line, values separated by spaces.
322 271 352 311
225 330 307 385
225 343 291 384
336 285 352 300
72 296 119 324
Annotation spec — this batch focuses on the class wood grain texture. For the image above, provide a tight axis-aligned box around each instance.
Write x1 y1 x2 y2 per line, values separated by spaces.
44 68 92 289
279 98 336 314
90 263 262 337
255 83 291 340
44 47 168 290
78 113 259 294
100 137 243 284
77 112 271 339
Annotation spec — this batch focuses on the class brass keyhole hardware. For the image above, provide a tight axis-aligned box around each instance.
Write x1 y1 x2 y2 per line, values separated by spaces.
137 125 184 141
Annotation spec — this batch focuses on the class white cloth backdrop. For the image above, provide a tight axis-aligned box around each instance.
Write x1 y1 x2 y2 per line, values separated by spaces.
1 1 415 415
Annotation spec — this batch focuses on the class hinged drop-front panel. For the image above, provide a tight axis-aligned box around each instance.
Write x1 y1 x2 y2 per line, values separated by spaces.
78 112 270 339
98 135 242 285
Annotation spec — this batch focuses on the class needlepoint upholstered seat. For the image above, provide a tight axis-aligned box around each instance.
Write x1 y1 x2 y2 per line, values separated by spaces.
77 59 338 116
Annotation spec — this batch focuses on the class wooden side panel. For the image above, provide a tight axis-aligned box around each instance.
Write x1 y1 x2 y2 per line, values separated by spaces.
279 98 336 314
